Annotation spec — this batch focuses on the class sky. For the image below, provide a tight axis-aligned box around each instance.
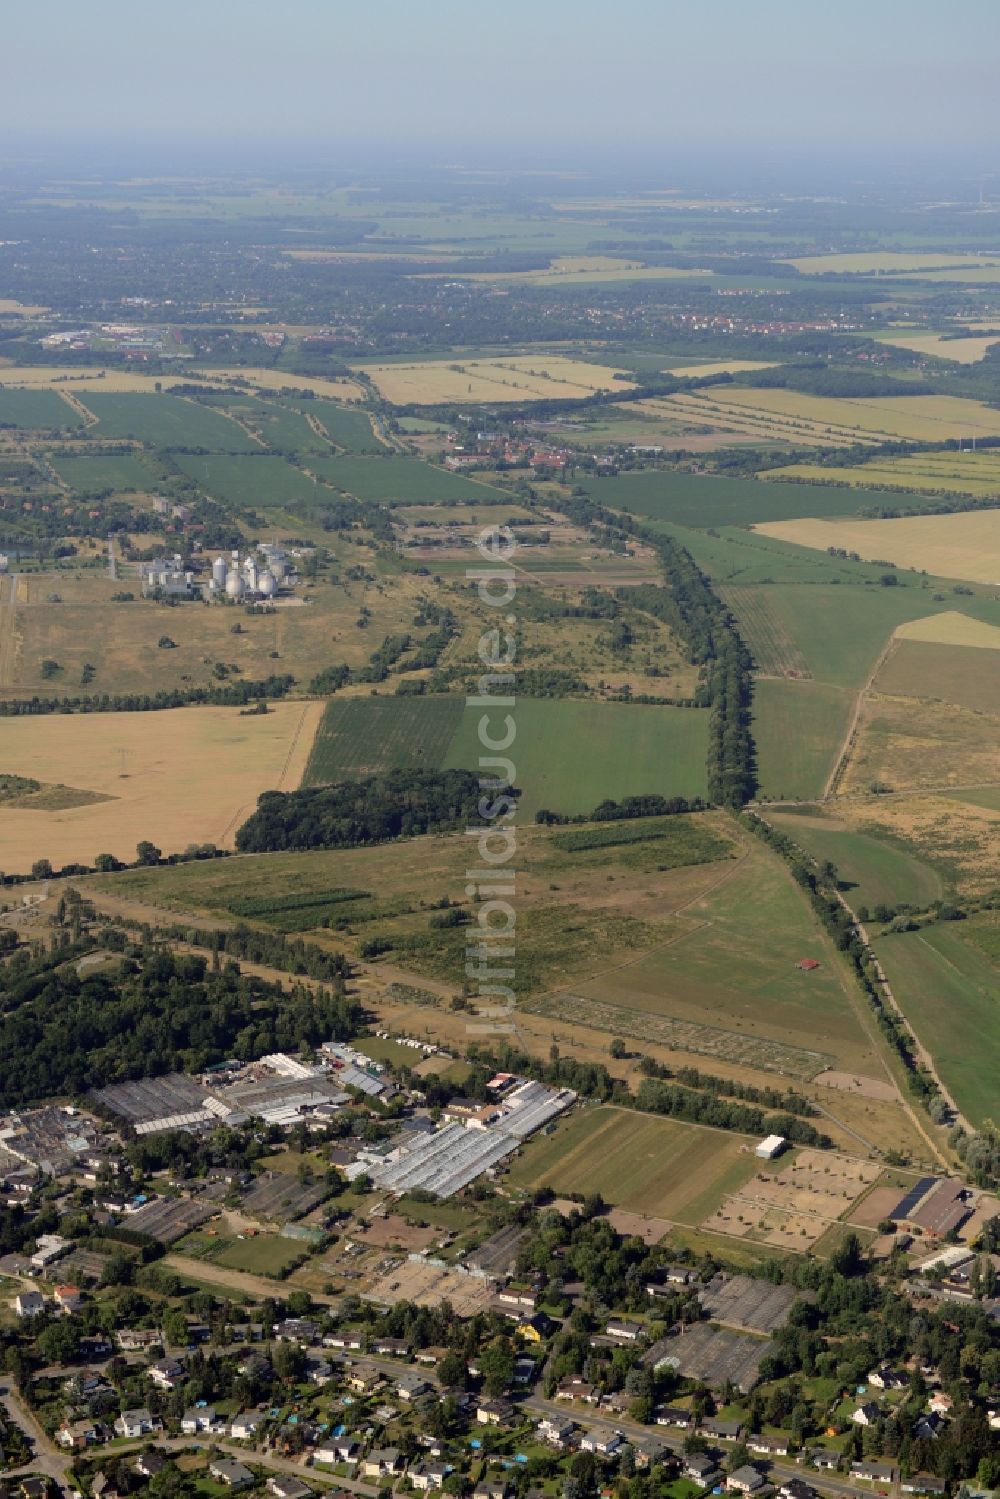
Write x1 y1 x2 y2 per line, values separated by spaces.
4 0 999 169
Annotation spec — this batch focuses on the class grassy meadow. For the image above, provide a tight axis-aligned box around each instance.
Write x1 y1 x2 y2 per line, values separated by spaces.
874 924 999 1126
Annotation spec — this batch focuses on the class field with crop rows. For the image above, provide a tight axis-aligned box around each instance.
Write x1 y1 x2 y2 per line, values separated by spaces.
772 450 1000 499
506 1106 758 1222
310 454 510 504
303 697 464 783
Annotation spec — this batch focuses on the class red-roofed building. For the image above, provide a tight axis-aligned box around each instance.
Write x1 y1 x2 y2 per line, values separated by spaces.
796 958 821 971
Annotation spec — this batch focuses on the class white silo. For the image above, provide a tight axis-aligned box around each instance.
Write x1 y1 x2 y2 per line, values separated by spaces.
212 555 227 588
225 568 245 599
258 568 276 597
245 557 260 592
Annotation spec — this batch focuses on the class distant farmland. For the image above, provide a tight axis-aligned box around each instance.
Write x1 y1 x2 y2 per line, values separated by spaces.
309 454 510 505
0 388 83 429
305 401 389 453
51 452 166 494
174 453 328 506
78 392 259 449
573 471 901 528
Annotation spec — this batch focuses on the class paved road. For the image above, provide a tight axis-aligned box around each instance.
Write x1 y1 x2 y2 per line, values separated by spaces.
526 1393 897 1499
1 1381 73 1489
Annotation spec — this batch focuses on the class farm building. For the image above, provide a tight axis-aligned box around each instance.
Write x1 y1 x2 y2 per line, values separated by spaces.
756 1134 787 1159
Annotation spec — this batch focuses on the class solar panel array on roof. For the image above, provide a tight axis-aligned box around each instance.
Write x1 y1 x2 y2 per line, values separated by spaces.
891 1177 937 1220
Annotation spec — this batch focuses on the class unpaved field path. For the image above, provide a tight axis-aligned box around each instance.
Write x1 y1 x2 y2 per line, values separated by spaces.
164 1251 339 1305
824 633 898 798
0 571 18 686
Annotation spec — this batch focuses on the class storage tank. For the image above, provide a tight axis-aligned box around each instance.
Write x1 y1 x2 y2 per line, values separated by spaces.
212 555 227 587
225 568 245 599
258 568 276 597
244 558 259 591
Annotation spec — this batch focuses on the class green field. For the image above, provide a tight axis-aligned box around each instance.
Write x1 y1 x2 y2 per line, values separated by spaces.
873 924 999 1126
443 698 708 817
222 397 330 456
310 454 510 505
174 452 328 505
78 392 259 449
506 1104 758 1222
752 679 851 800
768 809 945 910
572 471 937 529
50 452 166 493
303 696 464 783
0 388 83 429
305 401 389 453
304 695 707 819
554 838 881 1077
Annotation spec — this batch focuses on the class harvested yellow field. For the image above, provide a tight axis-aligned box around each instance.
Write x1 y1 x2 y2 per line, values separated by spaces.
699 387 1000 442
195 367 367 401
872 331 1000 363
0 366 178 393
784 252 1000 275
771 450 1000 498
754 509 1000 585
0 300 48 316
0 363 365 403
0 700 322 872
894 610 1000 649
841 696 1000 795
648 390 880 448
663 360 778 378
355 355 634 405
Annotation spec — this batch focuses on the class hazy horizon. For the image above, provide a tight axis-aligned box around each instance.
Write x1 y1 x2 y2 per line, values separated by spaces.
3 0 999 175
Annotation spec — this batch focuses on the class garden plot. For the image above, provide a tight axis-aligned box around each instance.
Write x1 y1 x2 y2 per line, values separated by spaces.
239 1170 330 1223
126 1196 218 1244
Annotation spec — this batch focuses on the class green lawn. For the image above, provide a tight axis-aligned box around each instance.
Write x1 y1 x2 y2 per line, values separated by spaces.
506 1104 757 1222
79 392 259 449
873 923 999 1126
